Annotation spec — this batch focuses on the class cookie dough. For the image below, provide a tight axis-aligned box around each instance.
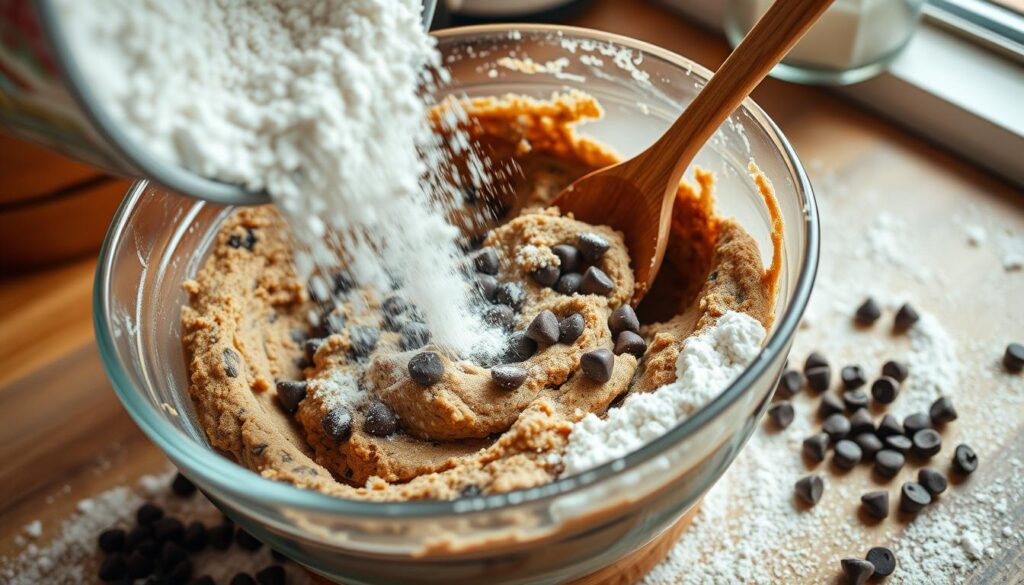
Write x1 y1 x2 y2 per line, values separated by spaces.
181 92 782 501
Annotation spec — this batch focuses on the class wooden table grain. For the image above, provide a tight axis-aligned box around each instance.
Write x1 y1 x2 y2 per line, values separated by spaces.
1 0 1021 582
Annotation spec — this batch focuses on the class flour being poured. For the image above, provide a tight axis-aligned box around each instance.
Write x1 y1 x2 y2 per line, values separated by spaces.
55 0 505 356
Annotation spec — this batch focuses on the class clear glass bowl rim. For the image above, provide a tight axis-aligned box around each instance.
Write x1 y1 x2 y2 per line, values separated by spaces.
93 23 819 519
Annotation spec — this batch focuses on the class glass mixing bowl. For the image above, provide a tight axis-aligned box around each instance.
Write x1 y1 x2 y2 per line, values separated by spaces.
94 25 818 585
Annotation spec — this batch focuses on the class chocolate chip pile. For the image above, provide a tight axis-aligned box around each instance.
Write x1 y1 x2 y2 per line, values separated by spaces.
95 473 291 584
776 299 986 583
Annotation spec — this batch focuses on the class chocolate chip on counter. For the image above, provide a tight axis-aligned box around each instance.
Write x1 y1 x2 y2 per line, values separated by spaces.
460 484 482 498
364 401 398 437
125 525 153 550
181 521 206 553
167 559 193 583
531 264 561 287
98 552 128 581
1005 342 1024 373
505 332 538 362
275 380 307 414
899 481 932 513
841 558 876 585
349 325 379 357
223 348 241 378
137 503 164 526
526 310 560 345
399 322 431 351
491 365 528 390
135 538 159 559
408 351 445 386
894 303 920 332
866 546 897 577
552 244 583 273
854 433 883 461
882 360 909 382
884 435 912 454
952 443 978 475
608 305 640 337
322 408 353 442
918 468 948 496
804 351 829 372
854 297 882 325
819 393 845 418
558 313 585 344
154 517 185 543
555 272 583 295
849 408 875 435
483 304 515 330
207 523 234 551
496 281 526 310
476 274 499 301
874 449 906 479
911 429 942 458
169 472 197 499
614 331 647 358
126 551 154 579
159 541 188 572
823 413 851 442
876 414 904 438
794 474 824 506
870 376 900 404
473 247 500 275
929 396 958 425
860 490 889 520
833 439 863 469
580 348 615 383
841 365 867 390
231 574 257 585
843 390 870 412
235 529 262 552
580 266 614 296
577 232 610 263
903 412 932 436
767 401 795 429
802 433 830 463
99 528 127 553
255 565 286 585
806 366 831 393
776 370 805 398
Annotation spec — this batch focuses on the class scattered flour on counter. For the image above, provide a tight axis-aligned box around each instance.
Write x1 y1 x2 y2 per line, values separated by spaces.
561 311 766 476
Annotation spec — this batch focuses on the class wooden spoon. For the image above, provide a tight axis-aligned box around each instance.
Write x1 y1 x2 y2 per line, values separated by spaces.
553 0 834 304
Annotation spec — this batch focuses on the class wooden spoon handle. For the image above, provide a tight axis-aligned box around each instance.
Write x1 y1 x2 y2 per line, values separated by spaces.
644 0 834 189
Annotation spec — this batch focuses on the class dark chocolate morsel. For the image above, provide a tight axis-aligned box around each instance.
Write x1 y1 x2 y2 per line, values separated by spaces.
874 449 906 479
505 332 538 362
531 264 561 287
860 490 889 520
364 401 398 437
833 439 863 469
911 429 942 458
580 348 614 383
952 443 978 475
929 396 958 425
495 281 526 310
580 266 614 296
614 331 647 358
473 247 500 275
322 408 353 442
794 474 824 505
854 297 881 325
558 313 585 344
526 310 560 345
276 380 307 414
577 232 610 263
806 366 831 393
871 376 900 404
555 272 583 295
899 481 932 513
776 370 805 397
767 401 795 429
608 305 640 337
866 546 897 577
802 432 830 463
1005 342 1024 373
894 303 920 331
408 351 445 386
841 558 876 585
491 365 529 390
918 468 948 496
551 244 583 273
882 359 909 382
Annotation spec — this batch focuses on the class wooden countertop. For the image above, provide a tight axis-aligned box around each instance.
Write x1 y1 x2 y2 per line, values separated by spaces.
1 1 1021 582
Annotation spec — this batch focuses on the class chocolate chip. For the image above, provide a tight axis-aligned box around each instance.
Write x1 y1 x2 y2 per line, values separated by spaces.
99 528 126 553
866 546 897 577
929 396 958 425
802 433 830 462
98 552 127 581
903 412 931 436
135 538 159 559
767 401 794 429
303 338 324 363
876 414 904 438
320 312 346 336
608 305 640 337
843 390 869 412
526 310 560 344
854 432 883 461
918 468 948 496
912 429 942 458
182 521 206 553
552 244 583 273
231 574 257 585
1005 342 1024 373
899 481 932 513
275 380 307 414
555 272 583 295
126 525 153 551
473 247 500 275
504 332 538 362
364 401 398 437
159 541 188 571
399 322 431 351
580 266 614 296
349 325 379 357
477 274 498 301
207 523 234 550
806 366 831 393
840 365 867 390
804 351 828 372
168 559 193 583
818 393 845 418
884 435 912 454
235 529 262 551
491 364 528 390
460 484 482 498
495 282 526 310
794 474 824 505
841 558 876 585
222 348 241 378
154 517 185 543
558 313 585 344
833 439 862 469
483 304 515 330
860 490 889 520
894 303 919 332
874 449 906 478
952 443 978 475
381 296 409 318
255 565 286 585
580 348 614 383
614 331 647 358
881 359 908 382
126 551 154 579
577 232 609 263
228 228 257 250
171 472 196 498
822 413 851 442
854 297 881 325
409 351 445 385
322 408 353 442
870 376 900 404
332 271 354 294
531 264 561 287
849 408 874 435
137 503 164 526
776 370 804 398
